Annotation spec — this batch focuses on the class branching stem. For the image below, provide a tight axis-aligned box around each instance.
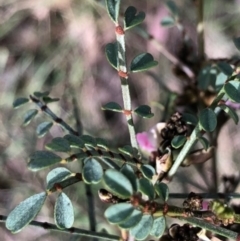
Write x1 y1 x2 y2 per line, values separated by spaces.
0 215 122 241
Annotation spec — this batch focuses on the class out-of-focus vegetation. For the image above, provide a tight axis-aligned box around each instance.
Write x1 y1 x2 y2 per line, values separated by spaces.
0 0 240 240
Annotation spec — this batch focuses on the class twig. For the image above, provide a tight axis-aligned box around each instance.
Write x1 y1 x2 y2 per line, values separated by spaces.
70 87 97 239
0 215 122 241
169 193 240 199
29 95 78 135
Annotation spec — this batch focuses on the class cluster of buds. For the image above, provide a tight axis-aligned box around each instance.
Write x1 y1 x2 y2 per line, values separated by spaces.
159 112 188 152
167 223 201 241
183 192 203 211
161 112 187 139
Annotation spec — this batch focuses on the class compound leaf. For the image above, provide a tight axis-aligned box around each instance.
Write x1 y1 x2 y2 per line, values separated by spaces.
6 192 47 233
130 53 158 72
46 167 72 190
124 6 145 30
23 109 38 126
134 105 154 118
105 42 118 70
105 0 120 23
83 158 103 184
28 151 62 171
224 81 240 103
13 97 29 109
118 209 143 229
103 169 133 198
130 214 153 240
45 137 71 152
102 101 122 112
150 216 166 238
105 203 134 224
154 182 169 202
36 121 53 137
54 192 74 229
199 108 217 132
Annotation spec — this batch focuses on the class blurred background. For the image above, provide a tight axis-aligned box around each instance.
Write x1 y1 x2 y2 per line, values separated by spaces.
0 0 240 240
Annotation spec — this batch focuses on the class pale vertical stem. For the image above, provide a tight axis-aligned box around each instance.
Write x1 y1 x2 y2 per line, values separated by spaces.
197 0 205 61
167 89 225 179
115 28 139 151
167 124 200 178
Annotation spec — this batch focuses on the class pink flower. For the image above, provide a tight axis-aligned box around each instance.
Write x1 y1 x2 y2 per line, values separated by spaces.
225 100 240 110
136 132 156 152
136 122 166 154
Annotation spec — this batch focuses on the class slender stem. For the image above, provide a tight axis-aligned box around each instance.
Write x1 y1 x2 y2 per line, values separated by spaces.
179 217 239 240
197 0 205 61
115 29 139 151
0 215 122 241
134 26 195 81
29 95 78 135
169 193 240 199
167 124 200 178
70 87 97 239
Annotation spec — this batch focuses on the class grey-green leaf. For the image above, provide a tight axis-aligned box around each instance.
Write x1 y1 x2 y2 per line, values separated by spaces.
54 192 74 229
120 164 138 192
198 136 209 150
103 169 133 198
42 96 60 103
134 105 154 118
96 138 109 150
130 214 153 240
83 158 103 184
33 91 50 98
150 216 166 238
160 16 175 27
6 192 47 233
224 81 240 103
118 145 138 158
46 167 72 190
81 135 97 148
197 66 217 90
104 203 134 224
45 137 71 152
199 108 217 132
23 109 38 126
118 209 143 229
155 182 169 202
124 6 145 30
105 0 120 23
28 151 62 171
182 113 198 126
219 104 239 124
139 178 155 200
64 134 85 149
36 121 53 137
217 62 233 76
13 97 29 109
165 0 178 17
233 37 240 52
140 164 155 180
171 135 187 149
105 42 118 70
102 101 122 112
130 53 158 72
